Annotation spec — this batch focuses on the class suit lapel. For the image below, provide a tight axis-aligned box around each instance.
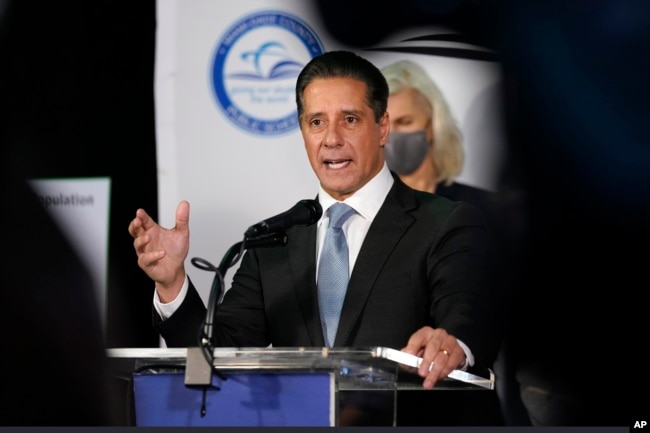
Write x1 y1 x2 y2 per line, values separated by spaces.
335 180 417 346
289 223 325 346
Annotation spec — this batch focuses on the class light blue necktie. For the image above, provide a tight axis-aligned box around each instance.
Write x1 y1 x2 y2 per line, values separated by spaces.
317 202 356 347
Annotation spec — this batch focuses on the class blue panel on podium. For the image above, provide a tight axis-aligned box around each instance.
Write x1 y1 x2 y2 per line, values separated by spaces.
133 371 333 426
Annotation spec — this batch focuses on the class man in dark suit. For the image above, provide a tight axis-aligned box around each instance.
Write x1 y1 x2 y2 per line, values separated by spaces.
129 51 498 391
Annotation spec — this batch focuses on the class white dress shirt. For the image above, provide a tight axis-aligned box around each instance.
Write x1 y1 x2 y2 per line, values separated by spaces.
316 162 394 278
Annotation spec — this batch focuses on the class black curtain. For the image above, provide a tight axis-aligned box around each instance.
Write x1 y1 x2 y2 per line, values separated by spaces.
1 0 159 348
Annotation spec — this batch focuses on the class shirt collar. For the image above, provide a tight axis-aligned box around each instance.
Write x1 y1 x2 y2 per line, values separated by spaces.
318 162 394 222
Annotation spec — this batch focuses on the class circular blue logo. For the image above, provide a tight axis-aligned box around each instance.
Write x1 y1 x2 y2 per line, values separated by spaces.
210 11 326 136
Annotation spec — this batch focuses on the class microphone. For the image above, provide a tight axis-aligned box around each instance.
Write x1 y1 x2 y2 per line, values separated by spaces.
243 232 288 249
187 203 318 396
244 199 322 238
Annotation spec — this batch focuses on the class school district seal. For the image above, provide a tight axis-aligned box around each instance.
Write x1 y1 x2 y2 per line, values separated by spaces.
210 10 326 136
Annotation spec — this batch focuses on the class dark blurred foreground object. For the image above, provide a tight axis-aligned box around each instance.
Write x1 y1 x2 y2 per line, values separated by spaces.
0 172 116 425
492 1 649 426
317 0 649 426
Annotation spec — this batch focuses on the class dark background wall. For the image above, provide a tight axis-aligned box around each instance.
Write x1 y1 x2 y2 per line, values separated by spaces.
1 0 159 348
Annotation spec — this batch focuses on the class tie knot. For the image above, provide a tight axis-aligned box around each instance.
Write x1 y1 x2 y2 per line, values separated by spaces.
327 203 355 229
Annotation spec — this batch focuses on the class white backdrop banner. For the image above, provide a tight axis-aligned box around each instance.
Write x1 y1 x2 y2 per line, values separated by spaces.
155 0 505 304
29 177 111 335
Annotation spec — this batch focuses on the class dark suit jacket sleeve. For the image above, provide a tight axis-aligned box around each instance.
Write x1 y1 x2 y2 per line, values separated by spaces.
341 183 497 368
426 200 498 368
152 277 207 347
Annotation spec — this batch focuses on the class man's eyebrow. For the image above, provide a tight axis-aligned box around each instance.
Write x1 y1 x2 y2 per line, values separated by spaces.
302 108 366 119
341 109 364 116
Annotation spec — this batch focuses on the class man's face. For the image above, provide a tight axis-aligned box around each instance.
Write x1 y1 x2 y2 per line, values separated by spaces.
300 77 389 201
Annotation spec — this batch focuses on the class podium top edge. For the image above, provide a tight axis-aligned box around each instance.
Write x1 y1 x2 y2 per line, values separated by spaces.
106 346 381 359
106 346 494 390
107 347 187 358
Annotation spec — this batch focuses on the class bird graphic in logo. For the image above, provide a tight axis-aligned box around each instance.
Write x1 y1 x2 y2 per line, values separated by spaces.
229 42 305 80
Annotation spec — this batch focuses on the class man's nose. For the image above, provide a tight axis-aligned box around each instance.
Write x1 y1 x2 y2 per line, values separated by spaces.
322 124 343 147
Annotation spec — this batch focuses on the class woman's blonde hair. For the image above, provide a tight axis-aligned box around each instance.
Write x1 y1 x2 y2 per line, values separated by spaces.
381 59 463 185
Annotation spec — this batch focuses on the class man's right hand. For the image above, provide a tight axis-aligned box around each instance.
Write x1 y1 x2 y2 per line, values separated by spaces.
128 200 190 303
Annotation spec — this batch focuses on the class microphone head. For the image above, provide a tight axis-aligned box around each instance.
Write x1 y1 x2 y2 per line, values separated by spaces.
244 199 323 238
297 199 323 226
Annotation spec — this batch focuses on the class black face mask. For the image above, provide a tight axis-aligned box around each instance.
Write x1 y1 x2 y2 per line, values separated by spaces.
383 130 430 175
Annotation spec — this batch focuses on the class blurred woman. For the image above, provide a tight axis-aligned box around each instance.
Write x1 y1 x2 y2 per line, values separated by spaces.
381 59 489 203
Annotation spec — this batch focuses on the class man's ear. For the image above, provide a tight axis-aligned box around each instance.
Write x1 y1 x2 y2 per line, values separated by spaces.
379 111 390 146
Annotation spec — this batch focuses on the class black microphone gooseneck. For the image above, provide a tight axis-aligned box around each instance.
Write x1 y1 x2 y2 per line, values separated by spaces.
187 232 288 417
185 199 321 417
195 231 290 350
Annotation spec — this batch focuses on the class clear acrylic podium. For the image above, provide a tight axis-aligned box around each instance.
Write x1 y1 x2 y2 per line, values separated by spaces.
107 346 496 427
